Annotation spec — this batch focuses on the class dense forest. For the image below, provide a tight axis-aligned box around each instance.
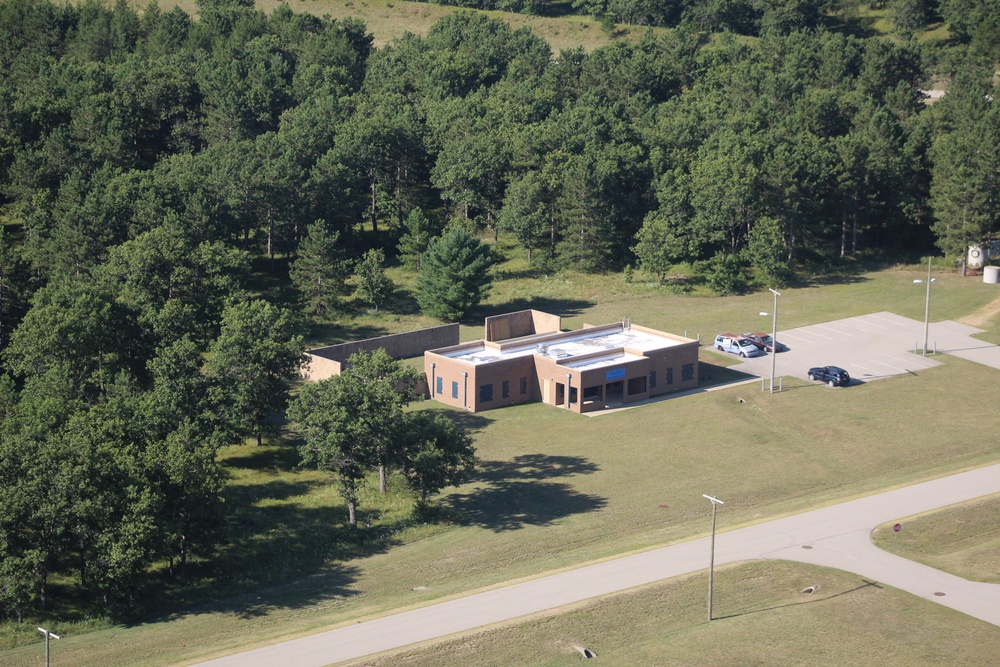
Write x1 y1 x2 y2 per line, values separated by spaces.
0 0 998 624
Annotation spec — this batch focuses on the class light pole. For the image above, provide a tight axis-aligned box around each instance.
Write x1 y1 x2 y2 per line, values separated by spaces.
703 494 724 621
758 288 780 393
38 627 60 667
913 258 935 356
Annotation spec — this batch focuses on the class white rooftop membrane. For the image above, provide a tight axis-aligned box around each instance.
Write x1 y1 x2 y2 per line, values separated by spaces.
438 325 688 365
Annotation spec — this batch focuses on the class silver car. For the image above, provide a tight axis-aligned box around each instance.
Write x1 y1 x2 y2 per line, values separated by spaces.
714 333 764 358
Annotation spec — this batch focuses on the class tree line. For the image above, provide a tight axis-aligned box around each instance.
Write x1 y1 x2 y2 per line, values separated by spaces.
0 0 998 623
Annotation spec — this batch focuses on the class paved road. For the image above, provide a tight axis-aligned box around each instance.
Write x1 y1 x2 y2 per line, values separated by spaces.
192 463 1000 667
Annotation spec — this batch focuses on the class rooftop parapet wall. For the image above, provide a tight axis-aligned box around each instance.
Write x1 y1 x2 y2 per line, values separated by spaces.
629 323 697 344
485 309 561 342
494 323 623 352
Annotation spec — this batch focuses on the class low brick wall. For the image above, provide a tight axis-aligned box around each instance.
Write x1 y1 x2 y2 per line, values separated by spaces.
302 323 460 382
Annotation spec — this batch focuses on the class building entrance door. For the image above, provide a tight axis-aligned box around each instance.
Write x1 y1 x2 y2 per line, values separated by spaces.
605 380 624 405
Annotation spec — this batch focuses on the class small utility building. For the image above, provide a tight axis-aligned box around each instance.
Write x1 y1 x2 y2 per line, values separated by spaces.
424 311 699 414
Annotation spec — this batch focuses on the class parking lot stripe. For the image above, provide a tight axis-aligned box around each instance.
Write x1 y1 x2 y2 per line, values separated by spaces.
798 328 836 340
814 324 849 336
886 354 938 369
843 318 887 333
866 313 908 327
865 359 911 374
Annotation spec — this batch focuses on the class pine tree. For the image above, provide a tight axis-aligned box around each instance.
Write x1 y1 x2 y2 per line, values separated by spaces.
353 248 394 311
289 221 351 315
397 208 438 271
416 229 495 321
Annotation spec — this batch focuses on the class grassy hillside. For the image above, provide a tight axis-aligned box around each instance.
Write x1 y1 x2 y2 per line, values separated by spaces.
141 0 629 51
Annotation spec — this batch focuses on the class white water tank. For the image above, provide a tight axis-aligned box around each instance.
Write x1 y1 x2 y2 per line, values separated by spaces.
969 245 985 267
984 266 1000 284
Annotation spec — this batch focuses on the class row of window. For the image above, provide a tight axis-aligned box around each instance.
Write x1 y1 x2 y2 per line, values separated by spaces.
649 364 694 389
437 363 694 406
480 377 529 403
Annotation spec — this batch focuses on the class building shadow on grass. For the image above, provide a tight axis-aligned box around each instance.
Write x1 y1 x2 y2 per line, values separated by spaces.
695 361 759 388
445 454 607 532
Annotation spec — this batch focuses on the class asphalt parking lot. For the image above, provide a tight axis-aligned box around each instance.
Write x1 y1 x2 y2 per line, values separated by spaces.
722 311 1000 385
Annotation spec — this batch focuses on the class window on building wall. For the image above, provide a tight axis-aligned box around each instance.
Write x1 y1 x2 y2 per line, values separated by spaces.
436 376 443 396
452 381 459 399
682 363 695 381
649 371 657 389
520 377 528 395
502 380 510 398
627 376 647 395
665 367 674 385
480 384 493 402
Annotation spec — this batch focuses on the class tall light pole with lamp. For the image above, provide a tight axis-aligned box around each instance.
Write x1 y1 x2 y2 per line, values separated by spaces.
913 258 935 356
758 288 780 393
703 494 725 621
38 627 60 667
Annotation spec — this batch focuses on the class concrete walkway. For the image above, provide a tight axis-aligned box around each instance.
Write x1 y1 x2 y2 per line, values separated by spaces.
192 463 1000 667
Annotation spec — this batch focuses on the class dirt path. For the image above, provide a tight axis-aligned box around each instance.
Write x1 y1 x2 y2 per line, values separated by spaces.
959 294 1000 328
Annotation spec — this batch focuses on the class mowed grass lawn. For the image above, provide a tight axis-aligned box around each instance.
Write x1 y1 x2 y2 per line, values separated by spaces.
873 495 1000 584
4 260 1000 666
351 561 1000 667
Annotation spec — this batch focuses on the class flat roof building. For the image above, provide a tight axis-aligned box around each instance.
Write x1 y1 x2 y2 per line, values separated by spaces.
425 312 699 414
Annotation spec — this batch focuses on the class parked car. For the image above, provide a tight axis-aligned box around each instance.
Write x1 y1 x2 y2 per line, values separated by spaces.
741 332 787 353
808 366 850 386
715 333 764 358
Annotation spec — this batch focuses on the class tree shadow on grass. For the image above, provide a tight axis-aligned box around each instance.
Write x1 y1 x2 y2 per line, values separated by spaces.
153 491 378 620
152 468 409 620
476 297 595 320
425 407 495 434
221 444 301 472
445 454 607 532
791 272 872 289
305 321 391 347
477 454 601 482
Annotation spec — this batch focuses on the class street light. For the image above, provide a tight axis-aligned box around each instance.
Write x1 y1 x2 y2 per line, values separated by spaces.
703 494 725 621
913 258 936 356
38 627 60 667
758 288 780 393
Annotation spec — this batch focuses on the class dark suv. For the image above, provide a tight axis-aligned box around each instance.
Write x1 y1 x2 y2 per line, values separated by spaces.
808 366 850 387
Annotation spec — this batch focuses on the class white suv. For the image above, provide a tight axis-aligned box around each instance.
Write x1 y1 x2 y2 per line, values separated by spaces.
714 333 764 358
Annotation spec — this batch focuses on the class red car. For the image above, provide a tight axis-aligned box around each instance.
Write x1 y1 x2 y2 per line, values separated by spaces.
741 332 786 353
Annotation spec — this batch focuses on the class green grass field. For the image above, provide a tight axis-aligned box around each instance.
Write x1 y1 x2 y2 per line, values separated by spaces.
140 0 631 52
4 254 1000 666
873 495 1000 583
348 561 1000 666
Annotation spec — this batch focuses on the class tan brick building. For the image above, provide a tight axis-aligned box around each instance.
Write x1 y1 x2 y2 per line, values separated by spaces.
424 313 699 414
